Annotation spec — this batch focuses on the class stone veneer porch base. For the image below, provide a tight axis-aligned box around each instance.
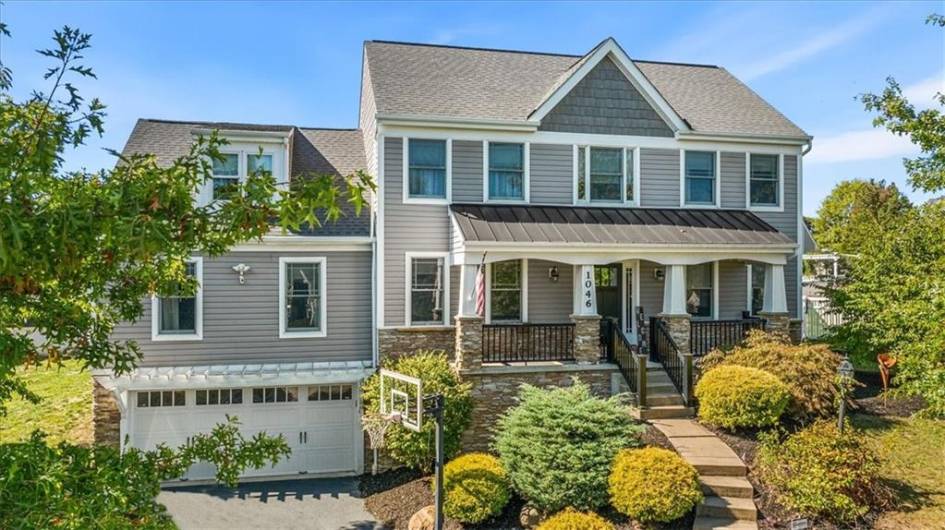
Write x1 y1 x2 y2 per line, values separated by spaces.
457 362 619 452
378 326 456 360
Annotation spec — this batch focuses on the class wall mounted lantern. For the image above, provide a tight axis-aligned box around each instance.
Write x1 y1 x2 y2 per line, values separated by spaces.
548 266 559 282
232 263 251 284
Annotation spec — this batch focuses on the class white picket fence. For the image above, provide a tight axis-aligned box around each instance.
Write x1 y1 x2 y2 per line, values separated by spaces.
803 296 844 339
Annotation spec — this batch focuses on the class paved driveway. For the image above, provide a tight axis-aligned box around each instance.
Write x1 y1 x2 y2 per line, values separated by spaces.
159 477 380 530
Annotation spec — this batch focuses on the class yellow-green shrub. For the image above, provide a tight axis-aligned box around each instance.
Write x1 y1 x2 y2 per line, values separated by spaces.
608 447 702 522
537 508 614 530
700 330 842 421
440 453 510 523
756 421 888 524
695 365 790 430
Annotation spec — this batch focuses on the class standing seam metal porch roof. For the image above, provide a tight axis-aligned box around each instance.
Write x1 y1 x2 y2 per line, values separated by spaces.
450 204 796 247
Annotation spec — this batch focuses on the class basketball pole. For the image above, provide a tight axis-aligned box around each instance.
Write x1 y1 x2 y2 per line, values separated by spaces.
425 393 446 530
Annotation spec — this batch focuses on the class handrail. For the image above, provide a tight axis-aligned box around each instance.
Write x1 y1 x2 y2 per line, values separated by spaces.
482 322 575 363
652 319 686 398
602 317 647 407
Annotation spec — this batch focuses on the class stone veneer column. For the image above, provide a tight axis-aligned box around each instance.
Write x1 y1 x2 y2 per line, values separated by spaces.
759 311 791 339
570 314 602 364
658 313 691 355
92 379 121 448
454 315 484 370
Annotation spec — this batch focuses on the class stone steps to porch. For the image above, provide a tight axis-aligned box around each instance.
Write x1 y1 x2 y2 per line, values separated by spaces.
635 404 694 420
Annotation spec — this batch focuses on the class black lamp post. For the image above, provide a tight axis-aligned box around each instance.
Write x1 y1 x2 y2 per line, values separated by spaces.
837 355 854 432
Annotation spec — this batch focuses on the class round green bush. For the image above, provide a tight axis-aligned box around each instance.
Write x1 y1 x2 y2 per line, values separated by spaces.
494 383 644 513
756 420 888 524
440 453 510 523
694 365 790 430
361 351 472 471
536 508 614 530
608 447 703 523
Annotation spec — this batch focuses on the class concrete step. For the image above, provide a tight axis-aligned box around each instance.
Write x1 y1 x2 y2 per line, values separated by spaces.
688 457 748 477
645 382 678 394
692 516 759 530
637 405 694 420
645 392 685 406
697 496 757 521
700 476 754 498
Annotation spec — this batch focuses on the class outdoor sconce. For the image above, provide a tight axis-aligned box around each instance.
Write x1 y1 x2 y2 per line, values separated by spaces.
654 268 665 281
548 266 559 282
232 263 251 284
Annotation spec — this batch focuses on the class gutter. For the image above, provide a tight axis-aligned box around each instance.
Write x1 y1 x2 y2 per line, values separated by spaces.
376 113 539 132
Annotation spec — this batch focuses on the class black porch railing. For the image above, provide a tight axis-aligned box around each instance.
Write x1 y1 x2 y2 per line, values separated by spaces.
689 316 767 356
651 317 686 398
601 317 646 406
482 323 575 363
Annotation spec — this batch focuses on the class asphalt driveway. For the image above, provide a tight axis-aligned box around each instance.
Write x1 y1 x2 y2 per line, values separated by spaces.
159 477 380 530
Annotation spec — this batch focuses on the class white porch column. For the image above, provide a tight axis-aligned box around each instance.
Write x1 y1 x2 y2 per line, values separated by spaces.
762 263 788 314
573 264 598 316
458 264 480 317
661 264 688 315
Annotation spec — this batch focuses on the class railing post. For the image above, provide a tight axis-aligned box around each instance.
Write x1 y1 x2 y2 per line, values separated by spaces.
636 354 648 408
454 315 484 370
681 352 694 406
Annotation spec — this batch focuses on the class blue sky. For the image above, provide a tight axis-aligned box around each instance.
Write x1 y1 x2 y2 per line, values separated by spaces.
3 0 943 215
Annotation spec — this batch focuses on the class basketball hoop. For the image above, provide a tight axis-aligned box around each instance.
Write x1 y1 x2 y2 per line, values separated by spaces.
362 412 397 476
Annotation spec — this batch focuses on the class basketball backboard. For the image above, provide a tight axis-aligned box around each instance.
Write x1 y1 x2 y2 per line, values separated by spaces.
379 369 423 432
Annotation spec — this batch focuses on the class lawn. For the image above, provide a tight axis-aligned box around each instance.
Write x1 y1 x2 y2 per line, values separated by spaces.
0 359 93 445
853 413 945 529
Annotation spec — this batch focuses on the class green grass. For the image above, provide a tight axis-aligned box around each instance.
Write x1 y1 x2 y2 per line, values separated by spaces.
853 413 945 529
0 360 93 445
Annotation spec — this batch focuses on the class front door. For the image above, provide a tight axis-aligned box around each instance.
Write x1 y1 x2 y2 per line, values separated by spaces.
595 265 621 328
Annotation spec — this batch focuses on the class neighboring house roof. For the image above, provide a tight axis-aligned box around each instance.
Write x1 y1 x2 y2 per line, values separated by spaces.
450 203 795 247
120 119 370 237
363 39 809 140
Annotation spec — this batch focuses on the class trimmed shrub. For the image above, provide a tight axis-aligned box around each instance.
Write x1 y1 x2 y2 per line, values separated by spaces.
440 453 510 523
695 365 790 430
361 352 472 471
700 330 842 421
494 383 644 512
756 420 889 524
537 508 614 530
608 447 703 523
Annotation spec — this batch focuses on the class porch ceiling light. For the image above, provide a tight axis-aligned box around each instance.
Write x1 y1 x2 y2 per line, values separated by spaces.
548 266 559 282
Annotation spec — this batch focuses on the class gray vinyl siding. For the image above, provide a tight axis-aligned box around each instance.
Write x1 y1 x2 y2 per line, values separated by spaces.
638 260 664 318
111 251 372 366
452 140 483 203
753 154 799 317
539 57 674 137
384 137 451 326
718 260 748 319
640 148 680 207
529 144 573 205
720 152 746 209
526 260 573 323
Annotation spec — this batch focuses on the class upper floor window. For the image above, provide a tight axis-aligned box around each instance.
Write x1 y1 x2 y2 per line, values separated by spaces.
487 142 526 201
490 260 522 322
749 154 780 208
408 254 447 326
576 146 634 204
407 139 447 199
212 153 240 201
206 146 283 204
152 257 202 341
279 257 326 338
683 151 717 206
686 263 713 318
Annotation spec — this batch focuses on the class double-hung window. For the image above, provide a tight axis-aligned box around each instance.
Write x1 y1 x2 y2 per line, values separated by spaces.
487 142 525 201
686 263 713 318
209 148 279 202
407 139 447 200
683 151 717 206
212 153 241 201
408 255 447 326
279 257 326 338
490 260 522 322
748 154 780 208
152 258 202 340
576 146 634 204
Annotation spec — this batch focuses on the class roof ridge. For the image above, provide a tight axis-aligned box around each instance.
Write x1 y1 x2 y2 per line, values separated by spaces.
141 118 294 129
634 59 719 69
297 126 361 132
366 39 582 58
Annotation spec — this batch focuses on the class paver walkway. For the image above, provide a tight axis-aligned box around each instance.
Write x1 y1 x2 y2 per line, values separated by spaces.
651 418 759 530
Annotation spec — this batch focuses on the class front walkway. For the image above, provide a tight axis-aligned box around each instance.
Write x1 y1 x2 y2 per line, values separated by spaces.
159 477 379 530
650 419 758 530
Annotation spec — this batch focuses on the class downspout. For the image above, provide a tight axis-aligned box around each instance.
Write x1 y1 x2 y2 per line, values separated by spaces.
798 140 812 339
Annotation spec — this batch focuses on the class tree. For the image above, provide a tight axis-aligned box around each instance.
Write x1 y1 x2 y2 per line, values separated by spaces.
0 26 373 412
811 179 911 255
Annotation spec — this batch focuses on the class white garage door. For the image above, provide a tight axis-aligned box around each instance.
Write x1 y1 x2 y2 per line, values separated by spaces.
130 383 361 480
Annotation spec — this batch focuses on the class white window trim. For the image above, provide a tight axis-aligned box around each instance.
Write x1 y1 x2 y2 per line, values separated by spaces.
402 137 452 205
484 259 528 324
151 257 203 342
684 261 717 320
278 256 327 339
482 140 530 203
619 260 641 340
679 149 721 208
573 145 639 207
745 152 785 212
404 251 451 327
204 146 283 205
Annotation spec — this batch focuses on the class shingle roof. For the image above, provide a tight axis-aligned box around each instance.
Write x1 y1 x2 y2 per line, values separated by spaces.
120 119 370 237
451 203 795 247
364 40 809 140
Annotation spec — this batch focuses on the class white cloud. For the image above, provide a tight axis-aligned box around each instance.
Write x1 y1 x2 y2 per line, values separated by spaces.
806 128 918 165
903 72 944 109
739 10 883 81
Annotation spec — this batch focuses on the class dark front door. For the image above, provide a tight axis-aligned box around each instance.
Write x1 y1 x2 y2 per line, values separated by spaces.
595 264 621 327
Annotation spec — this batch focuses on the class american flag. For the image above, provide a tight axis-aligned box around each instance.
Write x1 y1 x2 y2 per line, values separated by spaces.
475 261 486 317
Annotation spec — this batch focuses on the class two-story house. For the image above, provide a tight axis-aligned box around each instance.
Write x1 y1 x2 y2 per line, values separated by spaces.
94 37 809 480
